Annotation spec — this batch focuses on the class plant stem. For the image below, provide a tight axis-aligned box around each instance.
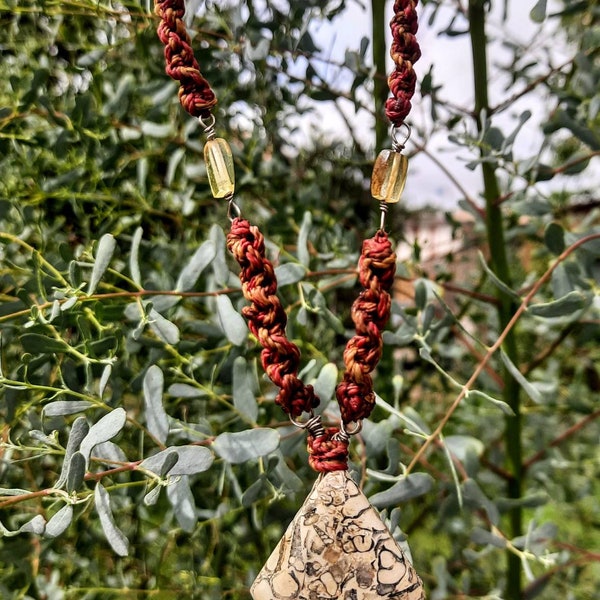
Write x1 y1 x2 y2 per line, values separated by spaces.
372 0 388 149
468 2 522 597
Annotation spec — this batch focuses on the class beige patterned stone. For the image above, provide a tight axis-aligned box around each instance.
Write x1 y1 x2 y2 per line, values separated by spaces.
251 470 425 599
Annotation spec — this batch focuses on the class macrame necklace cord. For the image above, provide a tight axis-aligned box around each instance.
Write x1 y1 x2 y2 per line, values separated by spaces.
155 1 424 598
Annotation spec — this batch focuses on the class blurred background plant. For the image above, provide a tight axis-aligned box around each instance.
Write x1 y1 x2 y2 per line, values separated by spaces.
0 0 598 598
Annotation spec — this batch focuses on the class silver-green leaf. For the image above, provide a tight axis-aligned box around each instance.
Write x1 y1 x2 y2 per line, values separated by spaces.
148 308 180 345
166 475 197 532
216 295 248 346
43 400 94 417
213 428 280 464
140 445 213 476
369 472 434 509
79 408 127 467
45 505 73 538
274 262 307 287
94 483 129 556
233 357 258 422
88 234 117 295
143 365 169 445
129 226 144 287
175 239 216 292
528 291 589 318
66 451 86 493
500 350 543 404
56 417 90 489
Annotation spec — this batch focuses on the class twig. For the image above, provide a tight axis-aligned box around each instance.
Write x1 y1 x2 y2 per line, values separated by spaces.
405 232 600 475
523 408 600 471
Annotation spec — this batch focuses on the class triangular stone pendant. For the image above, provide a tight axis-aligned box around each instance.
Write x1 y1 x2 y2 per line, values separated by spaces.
251 470 425 599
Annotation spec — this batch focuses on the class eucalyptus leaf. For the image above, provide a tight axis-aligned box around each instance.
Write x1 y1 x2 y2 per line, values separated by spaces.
129 226 143 286
45 504 73 538
544 222 565 255
274 262 307 287
369 473 434 509
20 333 69 354
19 515 46 535
94 483 129 556
213 428 280 464
463 479 500 526
313 362 338 403
0 516 45 537
500 350 543 404
471 527 507 548
167 383 207 398
140 445 213 476
143 365 169 445
478 252 521 302
175 239 216 292
233 357 258 422
166 476 197 532
528 291 589 318
209 224 230 286
530 0 547 22
444 435 485 463
88 234 116 295
43 400 94 417
93 441 128 465
241 476 269 507
66 451 86 493
297 211 312 267
469 390 515 415
56 417 90 489
99 364 112 399
143 486 162 507
216 295 248 346
148 308 180 345
79 408 127 467
140 120 174 138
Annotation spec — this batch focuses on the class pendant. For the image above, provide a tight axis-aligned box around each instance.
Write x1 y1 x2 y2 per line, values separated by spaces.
251 470 425 599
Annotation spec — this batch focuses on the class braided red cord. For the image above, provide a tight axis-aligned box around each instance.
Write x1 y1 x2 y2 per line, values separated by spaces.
155 0 217 118
385 0 421 127
307 429 349 472
226 218 320 419
336 231 396 425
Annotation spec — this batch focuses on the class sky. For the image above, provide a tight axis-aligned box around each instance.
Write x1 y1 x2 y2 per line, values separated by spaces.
295 0 587 210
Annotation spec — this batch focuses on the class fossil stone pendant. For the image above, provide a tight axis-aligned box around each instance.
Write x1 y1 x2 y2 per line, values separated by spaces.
251 470 425 599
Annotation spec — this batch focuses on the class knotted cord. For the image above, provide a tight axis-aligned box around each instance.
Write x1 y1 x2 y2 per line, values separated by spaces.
386 0 421 128
154 0 420 472
226 218 320 419
155 0 217 118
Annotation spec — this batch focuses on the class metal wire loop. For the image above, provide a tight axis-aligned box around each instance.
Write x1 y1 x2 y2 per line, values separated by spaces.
227 197 241 221
340 420 363 437
289 411 326 438
391 122 412 152
199 113 216 140
379 200 389 232
332 428 349 444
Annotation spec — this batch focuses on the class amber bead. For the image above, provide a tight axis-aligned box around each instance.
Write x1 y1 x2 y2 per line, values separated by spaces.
204 138 235 198
371 149 408 204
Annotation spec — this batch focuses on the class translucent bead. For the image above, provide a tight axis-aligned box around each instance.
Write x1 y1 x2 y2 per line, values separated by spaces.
371 149 408 204
204 138 235 198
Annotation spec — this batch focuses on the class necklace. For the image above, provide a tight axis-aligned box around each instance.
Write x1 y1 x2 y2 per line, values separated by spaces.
155 1 424 597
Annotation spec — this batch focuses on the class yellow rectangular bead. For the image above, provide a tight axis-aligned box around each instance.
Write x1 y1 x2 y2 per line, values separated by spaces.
204 138 235 198
371 149 408 204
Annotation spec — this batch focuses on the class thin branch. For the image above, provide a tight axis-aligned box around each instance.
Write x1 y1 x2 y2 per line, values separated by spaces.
405 232 600 475
523 408 600 471
490 56 576 115
412 139 485 219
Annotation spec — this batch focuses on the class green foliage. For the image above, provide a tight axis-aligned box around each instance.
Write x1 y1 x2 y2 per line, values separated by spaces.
0 1 599 599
